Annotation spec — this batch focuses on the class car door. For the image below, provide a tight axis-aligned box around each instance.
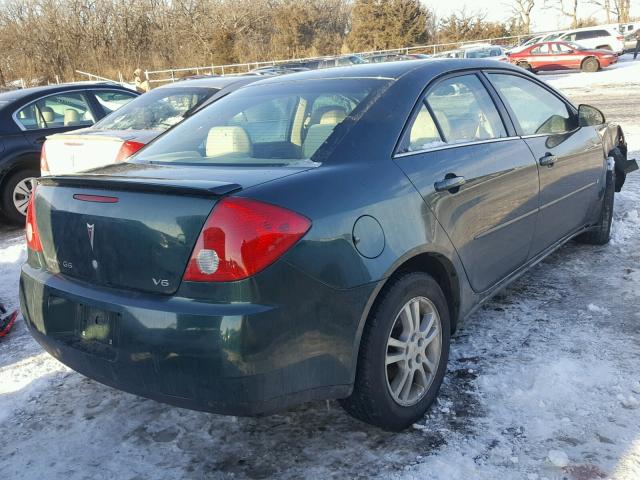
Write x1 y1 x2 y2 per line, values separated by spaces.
551 42 583 69
528 43 552 70
487 72 604 258
394 73 540 293
14 91 100 148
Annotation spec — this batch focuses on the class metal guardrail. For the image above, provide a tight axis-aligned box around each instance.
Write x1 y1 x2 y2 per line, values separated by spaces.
143 33 531 85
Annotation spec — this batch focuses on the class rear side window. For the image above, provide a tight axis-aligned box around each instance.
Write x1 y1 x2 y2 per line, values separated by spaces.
531 44 550 54
425 75 506 144
488 74 577 135
93 90 137 115
398 104 444 153
15 92 95 130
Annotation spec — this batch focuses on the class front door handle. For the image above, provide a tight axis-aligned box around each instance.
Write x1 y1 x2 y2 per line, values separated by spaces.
539 153 557 167
434 175 466 193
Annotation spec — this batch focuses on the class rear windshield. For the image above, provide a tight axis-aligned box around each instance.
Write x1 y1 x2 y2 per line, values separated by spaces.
133 78 388 166
94 87 214 131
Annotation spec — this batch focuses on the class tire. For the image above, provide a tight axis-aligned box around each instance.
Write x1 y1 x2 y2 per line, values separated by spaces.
581 57 600 73
0 169 39 224
576 168 615 245
340 272 451 431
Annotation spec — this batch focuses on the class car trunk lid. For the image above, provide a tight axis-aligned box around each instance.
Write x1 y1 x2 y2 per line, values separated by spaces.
34 162 310 294
44 130 160 175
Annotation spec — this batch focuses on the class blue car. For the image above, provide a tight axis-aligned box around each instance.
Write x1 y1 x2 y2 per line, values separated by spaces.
0 83 138 222
20 60 636 430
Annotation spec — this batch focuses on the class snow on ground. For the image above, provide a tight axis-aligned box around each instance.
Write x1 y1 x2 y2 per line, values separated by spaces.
1 57 640 480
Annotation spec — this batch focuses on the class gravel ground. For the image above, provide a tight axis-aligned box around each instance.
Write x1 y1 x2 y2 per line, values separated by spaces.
1 59 639 480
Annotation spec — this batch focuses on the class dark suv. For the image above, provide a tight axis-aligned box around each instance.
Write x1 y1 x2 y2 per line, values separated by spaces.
0 83 137 222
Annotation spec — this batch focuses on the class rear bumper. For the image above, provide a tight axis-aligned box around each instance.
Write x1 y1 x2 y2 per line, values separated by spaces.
20 264 376 415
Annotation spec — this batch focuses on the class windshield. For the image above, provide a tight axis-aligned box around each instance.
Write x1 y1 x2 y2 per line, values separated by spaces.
94 87 214 131
133 78 388 166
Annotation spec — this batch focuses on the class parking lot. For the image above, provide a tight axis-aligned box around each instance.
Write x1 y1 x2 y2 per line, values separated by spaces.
1 58 640 479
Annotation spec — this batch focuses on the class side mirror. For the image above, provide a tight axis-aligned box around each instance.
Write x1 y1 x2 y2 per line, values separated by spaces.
578 104 605 127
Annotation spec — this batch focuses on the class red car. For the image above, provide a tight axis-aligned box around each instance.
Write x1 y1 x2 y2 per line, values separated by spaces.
508 41 618 73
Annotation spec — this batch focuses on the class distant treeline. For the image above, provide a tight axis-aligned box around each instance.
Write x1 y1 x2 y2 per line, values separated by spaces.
0 0 627 85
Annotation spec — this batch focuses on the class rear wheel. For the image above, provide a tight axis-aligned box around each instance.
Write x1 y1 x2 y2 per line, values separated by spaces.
576 168 615 245
340 272 450 431
581 57 600 73
1 169 38 224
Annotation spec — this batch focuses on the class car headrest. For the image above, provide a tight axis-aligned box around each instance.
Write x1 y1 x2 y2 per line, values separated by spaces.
40 107 55 123
64 109 80 126
206 126 252 158
320 109 347 125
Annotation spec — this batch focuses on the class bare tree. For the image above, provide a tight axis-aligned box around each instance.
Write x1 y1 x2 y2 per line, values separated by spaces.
547 0 579 28
588 0 612 24
612 0 631 23
511 0 535 33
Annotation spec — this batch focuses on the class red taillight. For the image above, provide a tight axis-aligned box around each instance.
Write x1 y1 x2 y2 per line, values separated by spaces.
40 141 50 176
115 141 145 162
183 198 311 282
25 185 42 252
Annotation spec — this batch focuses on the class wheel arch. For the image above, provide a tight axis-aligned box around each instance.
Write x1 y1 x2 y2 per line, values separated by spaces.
581 56 600 69
348 249 463 385
0 152 40 193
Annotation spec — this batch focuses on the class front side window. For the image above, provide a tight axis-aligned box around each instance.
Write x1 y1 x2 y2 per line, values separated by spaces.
15 92 95 130
93 90 137 115
134 79 386 165
488 73 576 135
94 87 213 131
425 75 506 144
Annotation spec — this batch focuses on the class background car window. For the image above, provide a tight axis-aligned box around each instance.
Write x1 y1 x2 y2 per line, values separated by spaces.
488 74 576 135
15 92 94 130
94 87 211 131
426 75 506 144
93 90 136 114
552 43 574 53
531 44 550 54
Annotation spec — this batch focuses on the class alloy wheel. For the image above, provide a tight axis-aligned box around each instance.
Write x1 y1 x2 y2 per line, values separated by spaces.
12 177 35 216
385 296 442 406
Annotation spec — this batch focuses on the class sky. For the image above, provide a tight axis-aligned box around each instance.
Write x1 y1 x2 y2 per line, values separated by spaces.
425 0 640 32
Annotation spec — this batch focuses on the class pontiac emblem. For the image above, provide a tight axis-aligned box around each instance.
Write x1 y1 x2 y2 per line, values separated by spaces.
87 223 95 251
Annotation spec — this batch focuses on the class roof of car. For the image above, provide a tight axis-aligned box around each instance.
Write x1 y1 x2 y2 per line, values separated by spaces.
0 82 133 105
247 59 521 86
156 75 260 90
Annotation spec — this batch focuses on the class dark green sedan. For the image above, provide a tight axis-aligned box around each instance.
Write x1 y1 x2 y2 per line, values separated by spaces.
20 60 636 431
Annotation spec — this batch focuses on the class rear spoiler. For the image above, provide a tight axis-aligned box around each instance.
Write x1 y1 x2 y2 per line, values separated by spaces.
39 175 242 197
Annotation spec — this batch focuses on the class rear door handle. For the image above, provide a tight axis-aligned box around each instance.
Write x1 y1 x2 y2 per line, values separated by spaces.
539 154 557 167
434 176 466 192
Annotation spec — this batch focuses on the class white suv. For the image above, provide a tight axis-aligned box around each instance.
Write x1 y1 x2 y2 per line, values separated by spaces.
559 26 625 54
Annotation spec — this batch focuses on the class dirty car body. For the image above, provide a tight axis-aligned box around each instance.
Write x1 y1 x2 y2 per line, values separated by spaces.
20 60 636 429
